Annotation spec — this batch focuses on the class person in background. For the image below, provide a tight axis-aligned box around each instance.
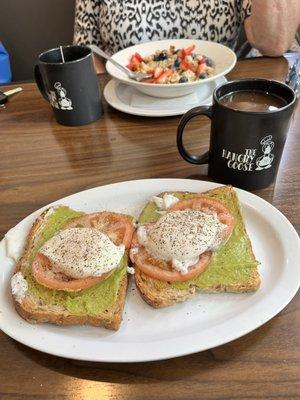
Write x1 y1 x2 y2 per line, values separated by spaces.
74 0 300 73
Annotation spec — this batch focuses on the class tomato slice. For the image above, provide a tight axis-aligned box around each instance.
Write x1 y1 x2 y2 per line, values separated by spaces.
167 197 234 240
31 212 134 291
65 212 134 249
32 253 110 291
131 238 212 282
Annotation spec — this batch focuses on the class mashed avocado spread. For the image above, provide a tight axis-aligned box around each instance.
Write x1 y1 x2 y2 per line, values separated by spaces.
24 207 127 316
138 189 259 290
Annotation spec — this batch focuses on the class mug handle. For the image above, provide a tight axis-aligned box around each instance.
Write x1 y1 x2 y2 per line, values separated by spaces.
34 64 49 101
177 105 213 164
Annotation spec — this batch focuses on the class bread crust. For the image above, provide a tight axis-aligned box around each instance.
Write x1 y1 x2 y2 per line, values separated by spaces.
134 186 260 308
16 207 53 275
135 268 260 308
12 206 129 330
14 274 128 330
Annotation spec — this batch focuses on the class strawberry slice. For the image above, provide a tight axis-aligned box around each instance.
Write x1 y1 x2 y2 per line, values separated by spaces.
182 44 195 57
134 52 143 62
196 63 207 76
180 60 196 73
155 69 173 83
153 67 163 79
143 78 155 83
127 55 141 71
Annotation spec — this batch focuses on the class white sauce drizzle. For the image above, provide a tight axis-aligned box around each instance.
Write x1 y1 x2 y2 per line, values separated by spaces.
11 272 28 303
152 194 179 211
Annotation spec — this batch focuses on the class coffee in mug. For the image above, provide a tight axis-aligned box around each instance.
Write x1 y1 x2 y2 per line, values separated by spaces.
219 90 287 112
177 79 296 190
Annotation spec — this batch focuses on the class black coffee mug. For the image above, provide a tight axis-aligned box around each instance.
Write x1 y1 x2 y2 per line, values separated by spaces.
34 45 102 126
177 79 296 190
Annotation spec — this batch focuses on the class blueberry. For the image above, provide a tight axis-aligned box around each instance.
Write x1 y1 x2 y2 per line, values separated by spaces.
179 76 188 83
174 59 180 68
205 57 214 67
154 52 168 61
199 73 207 79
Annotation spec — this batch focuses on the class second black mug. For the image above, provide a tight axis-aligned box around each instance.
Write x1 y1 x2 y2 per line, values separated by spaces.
177 79 296 190
35 45 102 126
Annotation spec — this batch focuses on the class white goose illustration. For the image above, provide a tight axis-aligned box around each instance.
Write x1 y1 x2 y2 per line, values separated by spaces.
54 82 73 110
255 135 274 170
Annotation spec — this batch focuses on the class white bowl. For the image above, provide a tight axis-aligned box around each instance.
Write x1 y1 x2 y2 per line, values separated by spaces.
106 39 236 98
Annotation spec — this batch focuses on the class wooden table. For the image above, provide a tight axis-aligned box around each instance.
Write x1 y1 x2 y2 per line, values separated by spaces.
0 57 299 400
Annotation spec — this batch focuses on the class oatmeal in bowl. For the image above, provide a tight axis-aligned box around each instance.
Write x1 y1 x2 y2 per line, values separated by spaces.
106 39 236 98
127 45 215 84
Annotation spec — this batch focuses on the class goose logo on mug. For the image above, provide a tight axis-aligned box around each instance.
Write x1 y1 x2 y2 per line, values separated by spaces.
47 82 73 111
255 135 274 170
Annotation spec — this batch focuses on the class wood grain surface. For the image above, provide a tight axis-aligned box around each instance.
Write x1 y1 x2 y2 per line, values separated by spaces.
0 57 299 400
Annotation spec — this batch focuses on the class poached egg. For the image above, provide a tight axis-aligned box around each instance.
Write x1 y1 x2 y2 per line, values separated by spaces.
40 228 124 279
137 210 225 274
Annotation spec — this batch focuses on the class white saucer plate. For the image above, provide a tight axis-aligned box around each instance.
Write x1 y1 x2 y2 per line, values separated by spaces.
104 76 226 117
0 179 299 362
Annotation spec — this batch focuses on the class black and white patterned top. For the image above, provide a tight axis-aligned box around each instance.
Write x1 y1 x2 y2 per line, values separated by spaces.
74 0 251 55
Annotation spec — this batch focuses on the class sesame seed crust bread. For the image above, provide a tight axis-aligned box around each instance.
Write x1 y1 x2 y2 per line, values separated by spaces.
134 186 261 308
12 207 128 330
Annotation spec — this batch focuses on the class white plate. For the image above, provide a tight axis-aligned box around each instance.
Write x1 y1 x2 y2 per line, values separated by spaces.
106 39 236 98
104 77 226 117
1 179 299 362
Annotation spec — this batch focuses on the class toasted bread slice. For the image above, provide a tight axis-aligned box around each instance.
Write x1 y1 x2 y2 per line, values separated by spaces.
134 186 260 308
11 206 130 330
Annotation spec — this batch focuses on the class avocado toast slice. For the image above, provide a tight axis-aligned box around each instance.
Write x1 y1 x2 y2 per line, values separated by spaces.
11 206 131 330
135 185 260 308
